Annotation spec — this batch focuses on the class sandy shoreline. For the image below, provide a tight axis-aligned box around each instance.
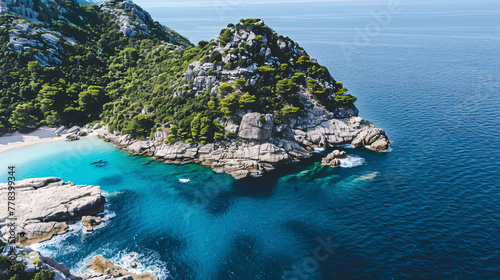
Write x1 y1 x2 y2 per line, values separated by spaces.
0 126 102 153
0 126 65 153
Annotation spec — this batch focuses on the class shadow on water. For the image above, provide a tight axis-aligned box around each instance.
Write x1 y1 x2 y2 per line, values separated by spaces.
97 174 124 186
231 153 325 198
215 235 292 280
281 219 379 280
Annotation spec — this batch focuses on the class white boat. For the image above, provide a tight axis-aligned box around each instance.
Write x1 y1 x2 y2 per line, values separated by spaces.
178 178 191 183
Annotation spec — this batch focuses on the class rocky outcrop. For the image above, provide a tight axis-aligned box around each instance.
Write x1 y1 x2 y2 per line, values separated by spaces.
66 133 80 141
99 131 293 179
99 0 177 42
321 150 347 167
351 127 390 151
238 113 274 141
0 177 105 245
98 112 389 179
86 256 157 280
0 0 185 65
82 216 102 232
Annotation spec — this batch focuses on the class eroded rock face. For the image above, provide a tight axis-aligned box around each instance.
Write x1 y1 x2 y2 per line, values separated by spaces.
0 177 105 245
238 113 274 141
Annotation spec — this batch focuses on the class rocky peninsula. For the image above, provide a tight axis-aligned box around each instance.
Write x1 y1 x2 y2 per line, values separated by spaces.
98 113 389 179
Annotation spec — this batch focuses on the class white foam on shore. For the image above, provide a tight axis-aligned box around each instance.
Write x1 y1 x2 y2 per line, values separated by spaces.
338 144 355 149
339 155 365 168
72 246 170 280
29 222 85 257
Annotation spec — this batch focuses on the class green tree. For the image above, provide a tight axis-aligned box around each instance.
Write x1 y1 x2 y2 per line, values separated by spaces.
220 29 233 45
220 93 239 116
37 85 66 116
238 92 256 108
233 78 247 91
276 78 299 95
78 86 108 117
122 114 155 139
198 40 209 48
210 51 222 63
218 83 234 96
9 103 37 129
33 270 56 280
280 105 300 117
166 124 178 143
190 114 201 141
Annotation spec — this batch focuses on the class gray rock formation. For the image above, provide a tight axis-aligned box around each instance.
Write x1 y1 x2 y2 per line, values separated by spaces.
66 133 80 141
86 255 157 280
93 123 102 130
351 127 390 150
0 177 105 245
97 117 388 179
238 113 274 141
321 150 347 167
67 126 81 134
98 111 390 179
99 0 176 42
81 216 102 231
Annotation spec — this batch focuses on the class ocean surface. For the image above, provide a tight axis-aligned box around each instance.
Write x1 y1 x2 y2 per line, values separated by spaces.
1 1 500 279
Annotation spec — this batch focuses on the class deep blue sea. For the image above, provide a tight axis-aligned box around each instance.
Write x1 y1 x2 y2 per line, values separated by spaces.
1 1 500 279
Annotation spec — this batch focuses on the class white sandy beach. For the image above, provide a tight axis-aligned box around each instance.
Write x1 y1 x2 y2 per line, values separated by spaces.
0 126 105 153
0 126 66 153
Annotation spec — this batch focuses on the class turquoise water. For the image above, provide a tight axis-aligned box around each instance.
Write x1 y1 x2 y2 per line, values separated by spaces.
2 1 500 279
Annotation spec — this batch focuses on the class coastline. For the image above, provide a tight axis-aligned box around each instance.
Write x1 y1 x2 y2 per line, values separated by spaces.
0 126 104 153
98 114 391 179
0 126 65 153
